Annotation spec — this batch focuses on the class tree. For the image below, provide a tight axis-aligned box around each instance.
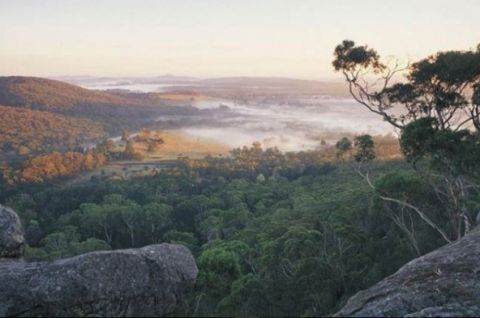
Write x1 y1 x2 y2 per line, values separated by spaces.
353 135 375 163
374 172 426 256
333 40 480 241
147 142 156 153
335 137 352 160
76 238 111 254
79 203 115 244
120 206 142 247
333 40 480 130
97 139 115 155
101 194 142 247
121 128 130 142
194 247 242 315
124 139 137 159
143 202 173 243
140 128 151 140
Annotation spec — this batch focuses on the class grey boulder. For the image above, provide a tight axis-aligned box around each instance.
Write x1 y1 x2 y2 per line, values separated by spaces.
336 227 480 317
0 204 198 317
0 204 25 258
0 244 198 317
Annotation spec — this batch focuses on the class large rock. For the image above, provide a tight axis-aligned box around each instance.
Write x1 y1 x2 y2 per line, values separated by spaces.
0 244 198 317
0 205 198 317
0 204 25 258
336 227 480 317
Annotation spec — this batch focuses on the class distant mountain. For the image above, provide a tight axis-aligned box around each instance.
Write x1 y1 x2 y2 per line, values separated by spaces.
203 76 328 85
53 75 200 87
52 75 348 97
201 76 347 92
150 74 199 83
165 76 350 99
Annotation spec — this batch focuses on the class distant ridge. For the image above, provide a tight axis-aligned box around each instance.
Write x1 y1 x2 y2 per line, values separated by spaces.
52 74 200 86
55 75 349 97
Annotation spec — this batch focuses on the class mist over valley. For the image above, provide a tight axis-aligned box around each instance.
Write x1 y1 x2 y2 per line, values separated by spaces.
64 76 395 152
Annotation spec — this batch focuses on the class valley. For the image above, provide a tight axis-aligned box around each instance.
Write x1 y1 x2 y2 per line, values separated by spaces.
0 75 400 185
0 46 477 317
1 1 479 317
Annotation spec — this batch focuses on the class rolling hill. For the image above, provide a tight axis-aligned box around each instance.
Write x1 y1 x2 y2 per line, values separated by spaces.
0 76 135 111
0 105 106 159
0 76 195 133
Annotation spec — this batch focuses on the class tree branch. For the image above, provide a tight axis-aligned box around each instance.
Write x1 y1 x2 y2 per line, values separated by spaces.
357 169 452 244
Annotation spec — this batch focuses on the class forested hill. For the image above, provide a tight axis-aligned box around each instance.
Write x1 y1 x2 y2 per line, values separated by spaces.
0 105 106 157
0 76 135 111
0 76 194 133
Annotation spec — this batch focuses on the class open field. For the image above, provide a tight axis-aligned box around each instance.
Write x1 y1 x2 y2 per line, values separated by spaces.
66 130 229 184
135 130 229 160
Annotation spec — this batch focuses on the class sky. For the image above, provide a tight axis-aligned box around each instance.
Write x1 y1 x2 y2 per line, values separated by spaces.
0 0 479 79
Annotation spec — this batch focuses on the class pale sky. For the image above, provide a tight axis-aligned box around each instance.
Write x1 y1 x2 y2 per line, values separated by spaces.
1 0 479 79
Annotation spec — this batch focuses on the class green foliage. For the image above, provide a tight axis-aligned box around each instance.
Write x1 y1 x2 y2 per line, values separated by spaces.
198 248 241 286
334 40 480 241
76 238 112 254
401 119 480 176
335 137 352 159
333 40 480 176
375 171 423 199
354 135 376 162
333 40 480 129
333 40 385 73
163 230 199 252
409 49 480 88
144 202 173 243
400 118 438 163
2 157 451 316
25 226 111 261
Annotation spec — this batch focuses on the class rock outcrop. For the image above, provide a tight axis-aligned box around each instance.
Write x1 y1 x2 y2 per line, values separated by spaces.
0 205 198 317
336 227 480 317
0 205 25 258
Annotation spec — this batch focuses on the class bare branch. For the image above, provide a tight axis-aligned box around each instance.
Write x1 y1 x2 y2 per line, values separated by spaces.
356 169 452 244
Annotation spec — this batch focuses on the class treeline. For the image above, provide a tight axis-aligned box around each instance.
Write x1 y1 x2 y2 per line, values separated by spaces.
2 151 107 184
180 142 335 179
179 137 400 179
0 105 106 157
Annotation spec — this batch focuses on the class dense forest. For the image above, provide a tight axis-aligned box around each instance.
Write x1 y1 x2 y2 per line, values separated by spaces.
0 105 106 157
0 144 447 316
